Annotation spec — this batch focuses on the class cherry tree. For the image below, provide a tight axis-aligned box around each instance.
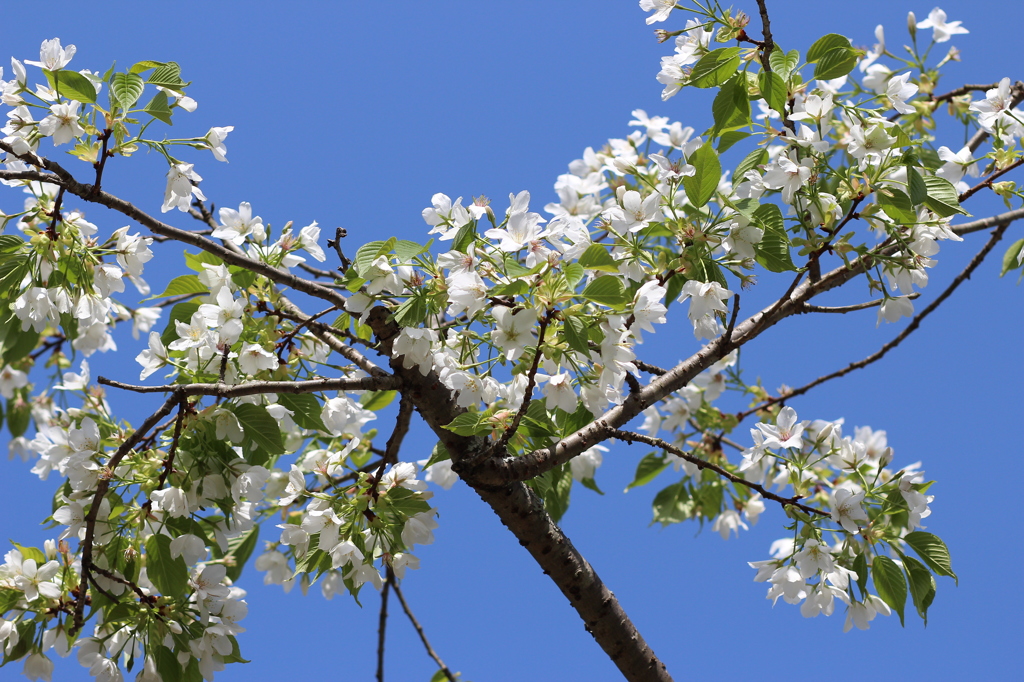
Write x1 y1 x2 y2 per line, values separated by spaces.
0 2 1021 681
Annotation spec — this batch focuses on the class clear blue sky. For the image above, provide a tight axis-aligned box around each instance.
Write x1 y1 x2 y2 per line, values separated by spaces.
1 1 1021 680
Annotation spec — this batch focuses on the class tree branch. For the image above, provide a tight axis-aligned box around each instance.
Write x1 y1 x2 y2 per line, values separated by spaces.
97 374 398 397
377 568 391 682
391 578 458 682
364 306 673 682
737 221 1010 420
611 429 828 517
0 142 349 310
73 391 183 633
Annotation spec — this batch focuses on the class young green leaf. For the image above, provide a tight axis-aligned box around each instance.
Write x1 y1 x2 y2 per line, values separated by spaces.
871 555 908 626
689 47 741 88
683 141 721 208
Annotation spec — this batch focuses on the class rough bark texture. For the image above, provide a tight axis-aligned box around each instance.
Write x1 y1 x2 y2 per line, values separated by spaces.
366 307 673 682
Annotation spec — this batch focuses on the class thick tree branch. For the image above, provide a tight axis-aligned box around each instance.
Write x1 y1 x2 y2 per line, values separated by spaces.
364 307 672 682
467 205 1023 486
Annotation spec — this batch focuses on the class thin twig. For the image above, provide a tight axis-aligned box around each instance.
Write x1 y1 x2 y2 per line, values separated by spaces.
73 391 182 633
737 222 1010 420
754 0 775 72
391 577 458 682
611 429 828 517
800 292 919 314
377 568 391 682
492 314 549 457
958 157 1024 203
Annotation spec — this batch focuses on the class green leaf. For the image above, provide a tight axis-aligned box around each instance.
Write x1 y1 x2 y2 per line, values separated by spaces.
422 441 451 470
1001 238 1024 276
907 166 928 205
689 47 741 88
360 390 396 411
716 130 750 153
443 412 493 437
558 402 594 438
813 48 858 80
160 300 201 347
50 69 97 104
146 61 186 89
276 393 329 432
758 70 788 117
111 72 144 109
393 239 431 262
625 453 669 491
902 555 936 625
806 34 853 63
129 60 165 75
581 276 626 307
563 262 584 288
561 315 591 357
0 255 30 293
871 555 907 626
184 249 223 272
852 552 869 596
6 395 31 437
710 77 751 138
768 49 799 79
577 244 619 272
153 646 182 682
540 464 573 522
579 477 604 495
922 175 969 217
732 147 769 184
876 187 918 224
904 531 958 584
145 534 189 597
683 141 721 208
393 295 427 327
222 526 259 582
353 239 394 276
148 274 207 300
652 482 693 526
143 91 173 125
752 203 796 272
233 403 286 456
0 235 25 253
2 327 39 364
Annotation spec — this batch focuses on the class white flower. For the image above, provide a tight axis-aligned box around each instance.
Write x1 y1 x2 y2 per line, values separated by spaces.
38 101 84 145
0 365 28 399
639 0 676 25
401 510 439 548
205 126 233 161
829 485 868 533
756 406 804 449
161 162 206 213
215 202 265 244
915 7 968 43
538 371 578 413
678 280 733 340
711 509 748 540
237 343 278 375
570 444 606 481
886 72 918 115
25 38 76 70
490 307 537 361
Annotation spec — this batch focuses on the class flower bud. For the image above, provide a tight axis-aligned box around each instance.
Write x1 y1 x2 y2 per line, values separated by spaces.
44 539 57 560
907 12 917 39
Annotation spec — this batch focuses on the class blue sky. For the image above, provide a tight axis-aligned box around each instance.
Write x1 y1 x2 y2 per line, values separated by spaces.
1 1 1021 680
